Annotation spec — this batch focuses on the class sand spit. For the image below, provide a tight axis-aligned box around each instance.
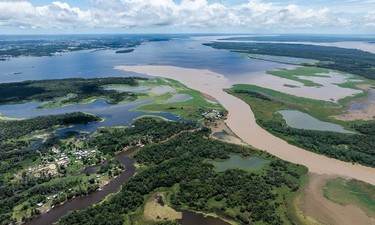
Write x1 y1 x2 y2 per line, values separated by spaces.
300 173 375 225
116 65 375 185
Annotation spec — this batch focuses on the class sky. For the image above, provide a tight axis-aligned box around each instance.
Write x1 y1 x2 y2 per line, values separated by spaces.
0 0 374 34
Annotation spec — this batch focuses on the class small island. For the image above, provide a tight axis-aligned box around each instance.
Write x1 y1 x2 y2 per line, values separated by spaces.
115 48 134 54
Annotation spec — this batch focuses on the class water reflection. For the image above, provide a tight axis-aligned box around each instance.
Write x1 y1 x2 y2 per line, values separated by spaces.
279 110 355 134
0 99 182 135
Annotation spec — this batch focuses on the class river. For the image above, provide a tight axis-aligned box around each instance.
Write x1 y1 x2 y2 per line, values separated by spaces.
118 65 375 186
27 147 138 225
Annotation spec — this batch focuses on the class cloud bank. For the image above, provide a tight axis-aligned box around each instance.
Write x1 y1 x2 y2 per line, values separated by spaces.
0 0 373 32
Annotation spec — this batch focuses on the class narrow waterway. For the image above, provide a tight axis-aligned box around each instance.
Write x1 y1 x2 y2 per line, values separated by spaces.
27 147 138 225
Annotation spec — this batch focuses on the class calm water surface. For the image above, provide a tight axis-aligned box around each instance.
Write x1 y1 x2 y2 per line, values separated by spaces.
0 99 182 134
210 155 269 172
0 37 287 83
350 91 375 110
279 110 355 134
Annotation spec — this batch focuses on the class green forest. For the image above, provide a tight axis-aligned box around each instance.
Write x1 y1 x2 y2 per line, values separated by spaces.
0 112 100 179
89 118 196 155
204 42 375 80
0 113 100 222
0 77 147 105
0 117 196 224
59 122 307 225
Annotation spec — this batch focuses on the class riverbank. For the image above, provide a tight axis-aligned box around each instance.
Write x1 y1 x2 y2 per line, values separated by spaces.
116 65 375 185
300 173 375 225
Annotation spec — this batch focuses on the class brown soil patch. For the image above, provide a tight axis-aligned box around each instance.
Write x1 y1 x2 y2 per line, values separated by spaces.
300 173 375 225
143 193 182 221
209 120 246 146
333 108 375 121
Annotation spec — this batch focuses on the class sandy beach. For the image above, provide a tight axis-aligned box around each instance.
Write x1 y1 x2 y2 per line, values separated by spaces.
116 65 375 186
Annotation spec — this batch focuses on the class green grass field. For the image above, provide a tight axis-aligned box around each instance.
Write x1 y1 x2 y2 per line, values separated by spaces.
136 78 224 120
267 67 332 87
323 178 375 218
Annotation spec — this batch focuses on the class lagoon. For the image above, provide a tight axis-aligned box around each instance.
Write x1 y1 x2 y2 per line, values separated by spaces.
210 155 269 172
104 85 150 93
278 110 355 133
0 99 182 135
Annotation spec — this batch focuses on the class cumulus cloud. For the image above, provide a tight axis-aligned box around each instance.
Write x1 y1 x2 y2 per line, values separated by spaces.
0 0 362 31
364 12 375 27
0 1 90 29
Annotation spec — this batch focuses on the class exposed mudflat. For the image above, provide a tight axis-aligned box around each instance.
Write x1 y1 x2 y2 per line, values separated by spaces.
300 173 375 225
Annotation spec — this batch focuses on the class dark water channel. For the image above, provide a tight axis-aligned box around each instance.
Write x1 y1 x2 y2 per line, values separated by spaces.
27 147 138 225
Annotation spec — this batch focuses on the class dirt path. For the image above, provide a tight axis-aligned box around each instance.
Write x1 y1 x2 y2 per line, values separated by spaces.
301 173 375 225
116 65 375 186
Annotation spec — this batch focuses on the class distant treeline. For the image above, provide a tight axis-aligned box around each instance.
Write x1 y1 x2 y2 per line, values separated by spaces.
0 36 171 58
0 77 147 105
205 42 375 80
220 35 375 43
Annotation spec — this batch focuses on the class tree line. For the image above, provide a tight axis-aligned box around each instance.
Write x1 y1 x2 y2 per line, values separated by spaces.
0 77 147 105
205 42 375 80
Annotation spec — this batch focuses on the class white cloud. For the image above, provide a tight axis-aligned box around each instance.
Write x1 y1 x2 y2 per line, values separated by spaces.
0 0 368 31
0 1 90 29
364 12 375 27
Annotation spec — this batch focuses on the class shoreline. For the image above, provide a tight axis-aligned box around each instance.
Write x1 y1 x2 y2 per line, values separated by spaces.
300 173 375 225
116 65 375 185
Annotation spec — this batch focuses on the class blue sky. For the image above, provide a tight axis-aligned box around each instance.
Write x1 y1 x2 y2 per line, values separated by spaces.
29 0 88 9
1 0 374 34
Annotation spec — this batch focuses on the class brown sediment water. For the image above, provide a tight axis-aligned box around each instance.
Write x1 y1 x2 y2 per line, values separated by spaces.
116 65 375 186
300 173 375 225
